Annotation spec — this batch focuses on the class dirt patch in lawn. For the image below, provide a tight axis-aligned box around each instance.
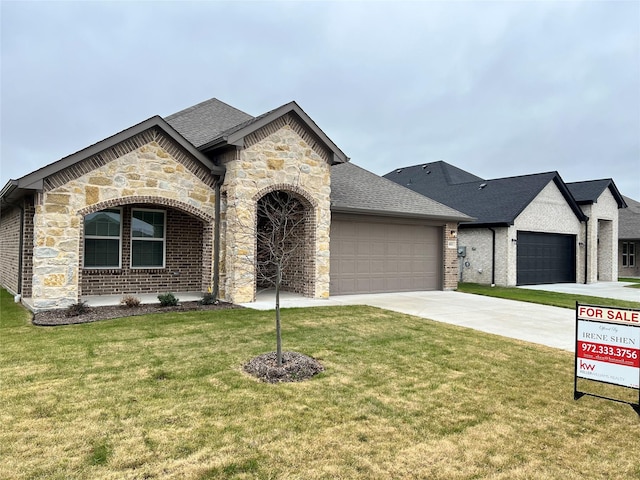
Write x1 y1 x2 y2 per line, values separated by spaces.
33 301 242 326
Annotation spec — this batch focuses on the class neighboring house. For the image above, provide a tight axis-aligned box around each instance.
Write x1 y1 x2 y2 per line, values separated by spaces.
0 98 471 311
618 195 640 277
566 179 627 282
384 161 626 286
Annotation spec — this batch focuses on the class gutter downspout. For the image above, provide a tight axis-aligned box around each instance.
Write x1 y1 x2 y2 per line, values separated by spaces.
489 227 496 286
584 217 589 284
212 172 225 301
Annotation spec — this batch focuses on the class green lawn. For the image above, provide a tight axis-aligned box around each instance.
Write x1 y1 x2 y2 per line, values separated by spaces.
1 289 639 479
620 277 640 289
457 282 640 310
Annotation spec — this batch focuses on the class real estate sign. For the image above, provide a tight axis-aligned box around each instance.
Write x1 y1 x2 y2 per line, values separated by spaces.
574 303 640 414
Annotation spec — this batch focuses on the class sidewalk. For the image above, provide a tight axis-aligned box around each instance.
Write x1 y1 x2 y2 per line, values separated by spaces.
519 281 639 303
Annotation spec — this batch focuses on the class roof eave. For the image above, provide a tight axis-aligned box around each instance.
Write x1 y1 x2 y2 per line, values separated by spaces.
331 204 474 223
606 181 628 209
2 116 225 202
0 180 21 206
459 221 513 229
552 175 588 222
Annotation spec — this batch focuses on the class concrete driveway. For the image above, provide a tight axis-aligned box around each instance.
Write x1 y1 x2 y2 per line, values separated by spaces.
244 290 577 352
243 282 638 353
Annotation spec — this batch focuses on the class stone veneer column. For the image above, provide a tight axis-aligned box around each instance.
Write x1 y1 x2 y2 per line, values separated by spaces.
221 123 331 304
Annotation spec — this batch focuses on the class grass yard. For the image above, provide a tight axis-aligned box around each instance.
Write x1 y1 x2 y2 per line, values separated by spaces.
457 282 640 310
620 277 640 289
1 289 639 479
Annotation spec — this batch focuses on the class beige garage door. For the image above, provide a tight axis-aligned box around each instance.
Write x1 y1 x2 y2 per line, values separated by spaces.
330 215 441 295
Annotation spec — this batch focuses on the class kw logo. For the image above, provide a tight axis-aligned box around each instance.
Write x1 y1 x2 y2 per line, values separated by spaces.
580 360 596 371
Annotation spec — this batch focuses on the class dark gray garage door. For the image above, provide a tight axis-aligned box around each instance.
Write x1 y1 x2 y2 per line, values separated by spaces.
516 231 576 285
330 216 441 295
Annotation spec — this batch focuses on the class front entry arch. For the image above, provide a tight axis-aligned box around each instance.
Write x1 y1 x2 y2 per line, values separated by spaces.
255 187 316 297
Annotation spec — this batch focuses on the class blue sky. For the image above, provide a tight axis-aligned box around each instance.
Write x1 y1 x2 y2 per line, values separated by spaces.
1 0 639 198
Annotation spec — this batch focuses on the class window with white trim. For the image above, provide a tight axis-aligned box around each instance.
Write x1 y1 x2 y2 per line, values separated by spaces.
84 208 122 268
622 242 635 267
131 209 166 268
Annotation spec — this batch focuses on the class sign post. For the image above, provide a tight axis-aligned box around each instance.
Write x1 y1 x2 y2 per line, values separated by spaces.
574 303 640 416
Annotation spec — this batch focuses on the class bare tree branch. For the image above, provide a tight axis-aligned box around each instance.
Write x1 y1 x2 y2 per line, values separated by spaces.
231 189 309 366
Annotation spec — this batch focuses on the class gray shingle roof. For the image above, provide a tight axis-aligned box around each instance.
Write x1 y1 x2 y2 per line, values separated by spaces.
620 195 640 240
1 116 224 205
566 179 627 208
164 98 253 148
384 161 586 226
331 162 472 221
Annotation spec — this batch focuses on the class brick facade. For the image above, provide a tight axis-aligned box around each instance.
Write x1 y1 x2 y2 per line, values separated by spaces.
80 205 206 296
443 223 459 290
0 204 21 294
458 181 584 286
0 197 35 297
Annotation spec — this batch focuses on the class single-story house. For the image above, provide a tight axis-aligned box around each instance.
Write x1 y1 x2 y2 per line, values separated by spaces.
384 161 626 286
0 98 471 311
618 195 640 277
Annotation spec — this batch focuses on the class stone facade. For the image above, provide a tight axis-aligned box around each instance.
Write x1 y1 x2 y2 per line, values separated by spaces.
219 114 331 303
30 128 218 310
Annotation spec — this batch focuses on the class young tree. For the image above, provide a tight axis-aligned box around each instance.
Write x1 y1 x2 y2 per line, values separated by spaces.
254 190 307 367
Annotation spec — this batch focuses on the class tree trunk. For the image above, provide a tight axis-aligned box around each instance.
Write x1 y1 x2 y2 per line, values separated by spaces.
275 264 282 367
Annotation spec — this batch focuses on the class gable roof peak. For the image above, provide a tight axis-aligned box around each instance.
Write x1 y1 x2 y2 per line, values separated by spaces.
164 97 254 149
566 178 627 208
200 100 349 164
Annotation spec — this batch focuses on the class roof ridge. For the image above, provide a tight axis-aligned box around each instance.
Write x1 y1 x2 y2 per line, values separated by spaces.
164 97 252 121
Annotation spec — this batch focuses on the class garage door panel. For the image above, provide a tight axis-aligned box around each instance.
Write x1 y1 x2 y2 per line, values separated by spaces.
331 217 441 295
370 260 385 274
517 231 575 285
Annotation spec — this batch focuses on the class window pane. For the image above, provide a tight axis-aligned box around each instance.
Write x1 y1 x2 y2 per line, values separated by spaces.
84 239 120 267
132 240 163 267
84 209 121 237
132 211 164 238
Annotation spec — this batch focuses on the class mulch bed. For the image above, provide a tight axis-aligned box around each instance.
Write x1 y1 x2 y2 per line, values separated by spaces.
243 351 325 383
32 301 242 326
32 300 325 383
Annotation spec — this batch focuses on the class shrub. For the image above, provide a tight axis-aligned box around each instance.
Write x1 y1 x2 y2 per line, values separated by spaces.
65 301 90 317
120 295 141 308
201 292 218 305
157 293 179 307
